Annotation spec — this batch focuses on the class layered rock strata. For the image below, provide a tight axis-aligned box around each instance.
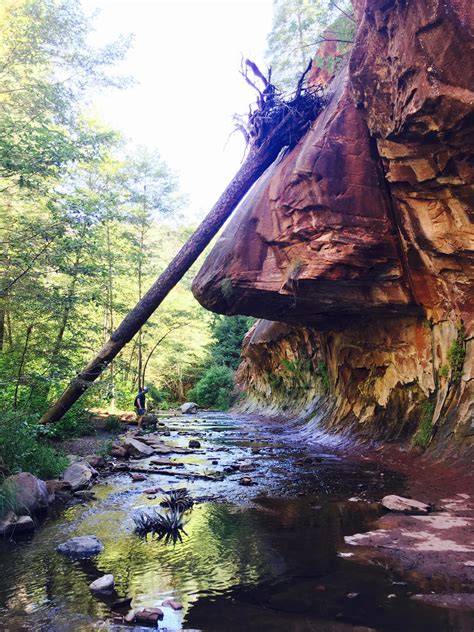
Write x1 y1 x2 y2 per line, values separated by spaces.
193 0 474 451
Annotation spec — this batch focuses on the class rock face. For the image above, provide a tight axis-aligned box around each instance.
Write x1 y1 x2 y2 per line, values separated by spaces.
3 473 49 515
192 0 473 452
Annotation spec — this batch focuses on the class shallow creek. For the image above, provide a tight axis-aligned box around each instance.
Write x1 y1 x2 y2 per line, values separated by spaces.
0 412 472 631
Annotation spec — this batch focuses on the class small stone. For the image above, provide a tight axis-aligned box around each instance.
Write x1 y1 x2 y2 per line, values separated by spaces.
111 445 127 458
181 402 198 414
130 473 146 482
239 462 255 473
134 607 164 624
239 477 253 486
387 594 397 599
347 593 359 599
382 494 430 514
162 599 183 610
89 574 114 593
189 440 201 448
315 585 326 591
85 455 106 469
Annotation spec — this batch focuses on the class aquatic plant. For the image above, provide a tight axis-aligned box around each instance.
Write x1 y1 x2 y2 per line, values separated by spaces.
160 488 194 512
132 508 187 544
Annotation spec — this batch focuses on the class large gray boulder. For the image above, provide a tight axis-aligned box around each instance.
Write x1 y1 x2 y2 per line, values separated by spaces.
3 472 48 515
122 438 154 458
56 535 103 558
62 462 97 491
181 402 198 414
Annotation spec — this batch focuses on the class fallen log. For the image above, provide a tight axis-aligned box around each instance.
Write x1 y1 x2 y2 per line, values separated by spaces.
40 63 324 425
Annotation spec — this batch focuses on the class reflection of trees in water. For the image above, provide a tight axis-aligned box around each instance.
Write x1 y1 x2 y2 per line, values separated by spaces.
96 503 284 608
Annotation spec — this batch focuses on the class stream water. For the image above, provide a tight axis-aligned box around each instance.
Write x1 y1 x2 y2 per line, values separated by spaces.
0 412 472 631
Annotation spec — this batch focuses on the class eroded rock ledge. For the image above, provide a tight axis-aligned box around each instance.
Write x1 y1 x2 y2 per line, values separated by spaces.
193 0 474 452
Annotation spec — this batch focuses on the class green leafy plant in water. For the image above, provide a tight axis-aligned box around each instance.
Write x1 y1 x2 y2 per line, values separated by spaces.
447 325 466 384
413 400 435 450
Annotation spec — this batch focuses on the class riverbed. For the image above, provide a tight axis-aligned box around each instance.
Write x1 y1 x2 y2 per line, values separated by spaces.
0 412 472 631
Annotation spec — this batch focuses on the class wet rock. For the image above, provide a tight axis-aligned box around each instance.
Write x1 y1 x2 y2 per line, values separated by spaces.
315 585 326 591
74 490 96 500
63 462 97 492
162 599 183 610
212 460 218 465
141 413 158 427
56 535 103 558
0 512 34 535
239 462 255 473
411 593 474 610
382 495 430 515
133 607 164 625
112 597 133 611
143 487 163 495
181 402 198 414
130 473 146 482
122 438 154 458
188 440 201 448
347 593 359 599
89 574 114 593
3 472 48 515
85 455 106 469
239 477 253 486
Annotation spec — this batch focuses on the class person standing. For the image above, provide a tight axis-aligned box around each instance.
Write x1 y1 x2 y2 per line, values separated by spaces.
134 387 149 428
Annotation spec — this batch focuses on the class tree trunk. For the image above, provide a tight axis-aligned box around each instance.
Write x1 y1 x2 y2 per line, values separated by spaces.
39 124 304 424
13 323 33 409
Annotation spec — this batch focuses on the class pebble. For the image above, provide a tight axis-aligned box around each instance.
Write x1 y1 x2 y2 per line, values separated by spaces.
239 477 253 486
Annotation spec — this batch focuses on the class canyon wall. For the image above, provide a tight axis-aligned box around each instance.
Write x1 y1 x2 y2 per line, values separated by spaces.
193 0 474 453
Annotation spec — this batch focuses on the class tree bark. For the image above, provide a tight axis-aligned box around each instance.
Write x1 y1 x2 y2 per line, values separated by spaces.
39 112 309 425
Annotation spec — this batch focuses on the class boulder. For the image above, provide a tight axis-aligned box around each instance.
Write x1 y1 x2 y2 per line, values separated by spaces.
122 438 154 458
181 402 198 414
239 477 253 486
66 454 83 465
62 462 97 492
89 574 114 593
141 414 158 427
188 440 201 449
3 472 48 515
162 599 183 610
56 535 103 558
111 444 128 458
0 512 35 535
46 480 72 504
382 495 430 515
85 455 106 469
130 473 146 482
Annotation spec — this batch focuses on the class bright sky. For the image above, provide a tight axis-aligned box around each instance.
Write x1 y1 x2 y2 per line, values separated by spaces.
82 0 274 219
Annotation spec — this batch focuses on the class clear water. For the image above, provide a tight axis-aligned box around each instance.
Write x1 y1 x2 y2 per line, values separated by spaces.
0 413 472 631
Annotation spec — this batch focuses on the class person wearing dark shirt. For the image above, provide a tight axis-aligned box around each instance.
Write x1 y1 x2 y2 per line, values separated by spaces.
134 387 149 428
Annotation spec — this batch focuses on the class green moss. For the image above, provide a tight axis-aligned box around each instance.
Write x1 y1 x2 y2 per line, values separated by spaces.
317 361 330 393
220 278 233 299
439 364 449 378
448 325 466 384
413 400 435 450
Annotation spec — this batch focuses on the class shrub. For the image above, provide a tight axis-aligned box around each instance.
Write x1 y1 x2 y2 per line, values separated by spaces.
187 365 234 409
413 401 435 450
448 325 466 384
148 385 171 408
0 413 68 479
104 415 121 432
46 406 94 440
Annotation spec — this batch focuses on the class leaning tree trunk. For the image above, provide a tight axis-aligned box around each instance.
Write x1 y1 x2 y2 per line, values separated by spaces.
40 70 323 425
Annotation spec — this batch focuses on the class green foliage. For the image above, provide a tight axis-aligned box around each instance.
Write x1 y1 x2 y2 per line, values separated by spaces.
447 326 466 384
45 408 94 440
148 386 172 408
413 401 435 450
317 361 330 392
265 0 355 91
104 415 121 433
188 365 235 410
439 364 449 378
0 413 68 479
97 439 113 458
209 315 255 370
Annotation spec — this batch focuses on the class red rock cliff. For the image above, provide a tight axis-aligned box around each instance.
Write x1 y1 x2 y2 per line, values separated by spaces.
192 0 474 452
